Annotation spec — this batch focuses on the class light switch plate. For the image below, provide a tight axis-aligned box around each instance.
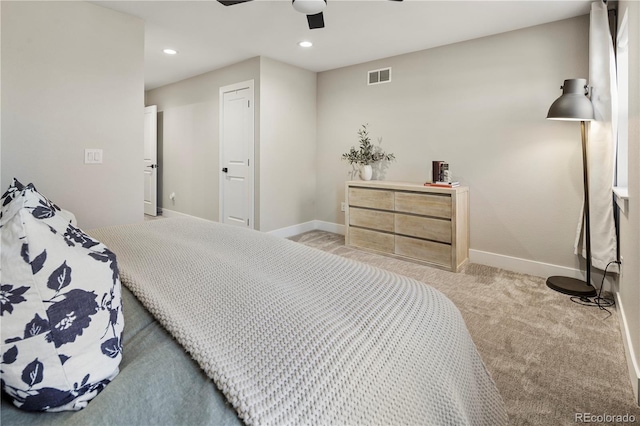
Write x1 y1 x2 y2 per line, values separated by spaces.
84 149 103 164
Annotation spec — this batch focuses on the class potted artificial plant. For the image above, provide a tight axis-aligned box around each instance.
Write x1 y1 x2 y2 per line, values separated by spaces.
341 124 395 180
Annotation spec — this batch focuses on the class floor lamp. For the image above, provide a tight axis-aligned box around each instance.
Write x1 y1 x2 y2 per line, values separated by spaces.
546 78 597 297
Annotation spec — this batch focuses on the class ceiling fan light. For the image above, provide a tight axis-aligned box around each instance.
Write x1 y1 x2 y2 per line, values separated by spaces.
292 0 326 15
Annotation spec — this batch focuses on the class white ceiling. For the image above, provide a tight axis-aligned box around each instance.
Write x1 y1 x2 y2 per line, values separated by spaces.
93 0 593 91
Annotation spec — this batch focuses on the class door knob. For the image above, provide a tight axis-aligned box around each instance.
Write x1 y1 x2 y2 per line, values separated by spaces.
222 168 228 173
146 164 157 169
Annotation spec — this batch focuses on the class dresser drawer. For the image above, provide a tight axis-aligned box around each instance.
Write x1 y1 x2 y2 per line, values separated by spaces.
349 188 394 210
350 207 394 232
394 213 451 244
394 192 451 219
395 235 451 266
349 227 394 254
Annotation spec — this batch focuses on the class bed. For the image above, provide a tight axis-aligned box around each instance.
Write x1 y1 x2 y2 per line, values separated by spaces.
2 214 507 425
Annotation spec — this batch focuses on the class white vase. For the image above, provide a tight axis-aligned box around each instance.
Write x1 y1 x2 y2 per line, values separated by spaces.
360 164 373 181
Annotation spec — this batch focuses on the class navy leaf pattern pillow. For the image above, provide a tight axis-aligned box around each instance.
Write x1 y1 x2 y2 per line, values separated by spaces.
0 178 124 412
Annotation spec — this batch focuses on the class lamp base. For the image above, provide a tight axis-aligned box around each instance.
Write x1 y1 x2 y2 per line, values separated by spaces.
546 276 597 297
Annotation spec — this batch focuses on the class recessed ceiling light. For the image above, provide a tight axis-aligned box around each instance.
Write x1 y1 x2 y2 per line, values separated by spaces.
298 41 313 48
163 48 178 55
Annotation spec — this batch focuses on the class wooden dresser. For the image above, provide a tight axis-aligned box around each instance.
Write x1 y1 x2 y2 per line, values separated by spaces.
345 181 469 272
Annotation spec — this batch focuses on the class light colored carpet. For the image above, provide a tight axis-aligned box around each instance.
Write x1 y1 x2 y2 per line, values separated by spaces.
289 230 640 426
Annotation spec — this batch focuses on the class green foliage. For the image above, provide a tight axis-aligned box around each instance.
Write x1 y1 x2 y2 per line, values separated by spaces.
341 124 396 166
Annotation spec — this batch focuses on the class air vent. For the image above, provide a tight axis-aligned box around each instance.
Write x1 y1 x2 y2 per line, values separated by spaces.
368 67 391 85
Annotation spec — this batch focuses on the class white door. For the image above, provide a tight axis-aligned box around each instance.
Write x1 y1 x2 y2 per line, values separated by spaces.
144 105 158 216
219 81 254 228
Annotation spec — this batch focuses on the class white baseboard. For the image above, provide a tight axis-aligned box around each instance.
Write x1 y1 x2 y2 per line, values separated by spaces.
270 221 583 280
615 292 640 405
469 249 583 280
268 220 345 238
315 220 345 235
158 208 212 222
267 221 318 238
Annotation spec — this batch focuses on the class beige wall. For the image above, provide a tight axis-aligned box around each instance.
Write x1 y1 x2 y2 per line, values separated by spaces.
145 58 261 223
259 57 317 232
316 16 590 271
617 0 640 402
1 1 144 229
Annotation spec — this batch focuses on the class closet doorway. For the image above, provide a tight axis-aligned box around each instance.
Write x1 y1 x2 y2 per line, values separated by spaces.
219 80 254 228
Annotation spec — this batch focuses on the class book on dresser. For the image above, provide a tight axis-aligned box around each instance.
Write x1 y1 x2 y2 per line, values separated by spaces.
345 181 469 272
425 181 460 188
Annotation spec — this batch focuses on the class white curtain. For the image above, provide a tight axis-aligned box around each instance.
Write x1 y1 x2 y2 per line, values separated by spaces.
575 0 618 273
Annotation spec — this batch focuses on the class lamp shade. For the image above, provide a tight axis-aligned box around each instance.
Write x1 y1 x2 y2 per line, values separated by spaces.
547 78 595 121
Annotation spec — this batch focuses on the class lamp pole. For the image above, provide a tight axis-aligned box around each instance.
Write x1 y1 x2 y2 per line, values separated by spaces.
580 120 592 291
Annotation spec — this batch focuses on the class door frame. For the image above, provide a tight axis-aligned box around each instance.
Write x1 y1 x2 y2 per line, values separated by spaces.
144 105 158 216
219 79 255 228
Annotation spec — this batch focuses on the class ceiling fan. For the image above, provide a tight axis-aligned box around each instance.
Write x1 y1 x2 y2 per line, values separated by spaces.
218 0 403 30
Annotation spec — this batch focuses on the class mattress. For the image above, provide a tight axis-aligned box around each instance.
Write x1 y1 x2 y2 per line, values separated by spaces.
2 217 507 425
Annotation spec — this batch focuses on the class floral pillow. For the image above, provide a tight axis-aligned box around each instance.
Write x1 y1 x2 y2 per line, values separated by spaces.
0 179 124 412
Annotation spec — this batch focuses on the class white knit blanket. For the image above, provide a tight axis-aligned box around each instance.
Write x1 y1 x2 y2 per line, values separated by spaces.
90 218 507 426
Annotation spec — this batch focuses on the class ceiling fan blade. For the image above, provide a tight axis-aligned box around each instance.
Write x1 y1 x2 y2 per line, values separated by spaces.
218 0 253 6
307 12 325 29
